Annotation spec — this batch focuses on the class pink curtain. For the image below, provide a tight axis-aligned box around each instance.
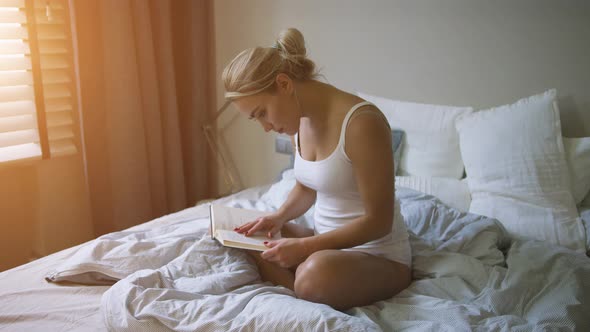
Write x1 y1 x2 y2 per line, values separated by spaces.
73 0 214 235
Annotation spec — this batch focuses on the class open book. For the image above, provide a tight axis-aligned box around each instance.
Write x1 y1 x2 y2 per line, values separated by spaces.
209 204 281 251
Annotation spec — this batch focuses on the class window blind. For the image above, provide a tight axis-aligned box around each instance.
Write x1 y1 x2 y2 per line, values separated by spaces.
0 0 78 164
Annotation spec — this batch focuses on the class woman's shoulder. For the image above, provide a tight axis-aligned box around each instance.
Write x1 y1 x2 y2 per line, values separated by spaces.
336 93 390 144
338 95 387 129
345 107 390 139
323 89 388 137
331 89 381 114
343 102 392 166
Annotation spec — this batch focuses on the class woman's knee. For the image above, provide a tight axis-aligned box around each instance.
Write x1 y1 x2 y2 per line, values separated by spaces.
293 250 340 302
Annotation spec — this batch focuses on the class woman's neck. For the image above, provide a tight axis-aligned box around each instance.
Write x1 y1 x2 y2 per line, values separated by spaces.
295 80 337 122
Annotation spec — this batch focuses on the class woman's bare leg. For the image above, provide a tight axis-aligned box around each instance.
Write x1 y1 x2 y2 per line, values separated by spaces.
247 224 411 310
245 222 314 290
247 250 296 290
294 250 411 311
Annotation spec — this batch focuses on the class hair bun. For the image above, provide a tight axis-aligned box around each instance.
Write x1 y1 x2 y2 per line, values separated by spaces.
275 28 306 57
223 27 318 99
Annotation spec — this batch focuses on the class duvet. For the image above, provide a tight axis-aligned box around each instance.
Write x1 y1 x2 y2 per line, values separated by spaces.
44 182 590 331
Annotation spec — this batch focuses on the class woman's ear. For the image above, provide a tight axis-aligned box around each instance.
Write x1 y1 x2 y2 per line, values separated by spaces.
275 73 293 95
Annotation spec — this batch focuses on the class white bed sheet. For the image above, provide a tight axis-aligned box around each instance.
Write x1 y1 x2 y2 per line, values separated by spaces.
1 180 589 331
0 242 107 331
580 206 590 255
0 185 270 331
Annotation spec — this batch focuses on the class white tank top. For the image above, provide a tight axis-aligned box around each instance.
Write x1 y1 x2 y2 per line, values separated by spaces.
294 101 410 261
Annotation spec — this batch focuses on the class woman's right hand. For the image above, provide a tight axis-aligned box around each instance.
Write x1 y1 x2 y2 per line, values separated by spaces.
235 213 285 238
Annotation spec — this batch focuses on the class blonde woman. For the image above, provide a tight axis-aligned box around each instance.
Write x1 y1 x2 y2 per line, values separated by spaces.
223 28 411 311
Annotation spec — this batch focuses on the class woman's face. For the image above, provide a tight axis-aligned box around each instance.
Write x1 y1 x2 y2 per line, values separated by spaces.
233 77 300 136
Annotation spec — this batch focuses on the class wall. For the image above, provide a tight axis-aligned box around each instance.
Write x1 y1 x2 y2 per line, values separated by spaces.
0 165 36 271
213 0 590 191
0 155 94 271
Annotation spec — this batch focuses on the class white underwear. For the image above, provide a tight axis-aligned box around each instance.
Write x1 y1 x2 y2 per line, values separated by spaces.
342 237 412 267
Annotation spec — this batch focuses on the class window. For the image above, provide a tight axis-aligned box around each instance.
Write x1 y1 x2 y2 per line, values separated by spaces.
0 0 78 164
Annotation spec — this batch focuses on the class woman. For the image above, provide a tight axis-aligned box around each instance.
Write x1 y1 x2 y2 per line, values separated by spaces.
222 28 411 311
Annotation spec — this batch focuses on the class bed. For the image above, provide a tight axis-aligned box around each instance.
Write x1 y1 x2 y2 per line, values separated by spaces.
1 89 589 331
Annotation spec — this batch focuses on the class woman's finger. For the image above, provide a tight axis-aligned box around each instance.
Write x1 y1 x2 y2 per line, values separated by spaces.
235 220 256 233
267 223 283 238
260 246 274 260
262 241 282 262
245 217 269 236
267 225 278 238
238 217 265 232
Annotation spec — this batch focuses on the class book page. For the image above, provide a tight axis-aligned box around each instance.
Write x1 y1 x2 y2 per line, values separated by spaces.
210 205 282 250
215 230 278 251
211 205 270 231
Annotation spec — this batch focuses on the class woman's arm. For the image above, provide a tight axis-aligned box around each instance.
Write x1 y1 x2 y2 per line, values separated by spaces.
275 180 316 222
237 136 316 237
237 180 316 237
274 135 317 221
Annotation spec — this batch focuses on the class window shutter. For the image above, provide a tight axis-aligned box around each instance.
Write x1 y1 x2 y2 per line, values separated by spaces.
0 0 40 163
0 0 78 164
34 0 78 157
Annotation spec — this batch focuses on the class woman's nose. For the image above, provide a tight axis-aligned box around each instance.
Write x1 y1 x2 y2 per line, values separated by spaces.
259 120 273 132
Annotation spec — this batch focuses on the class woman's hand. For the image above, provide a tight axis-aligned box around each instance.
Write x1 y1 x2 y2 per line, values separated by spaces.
261 238 311 268
235 213 285 238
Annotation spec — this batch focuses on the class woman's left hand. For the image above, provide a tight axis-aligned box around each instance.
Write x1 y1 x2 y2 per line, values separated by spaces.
261 238 311 268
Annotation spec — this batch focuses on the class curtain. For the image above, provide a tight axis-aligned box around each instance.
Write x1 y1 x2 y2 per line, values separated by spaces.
73 0 214 236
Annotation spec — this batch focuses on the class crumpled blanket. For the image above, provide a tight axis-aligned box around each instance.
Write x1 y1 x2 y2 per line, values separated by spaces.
46 187 590 332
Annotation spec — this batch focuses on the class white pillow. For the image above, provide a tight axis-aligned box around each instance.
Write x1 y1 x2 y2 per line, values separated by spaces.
563 137 590 205
395 176 471 212
357 92 473 179
456 89 585 252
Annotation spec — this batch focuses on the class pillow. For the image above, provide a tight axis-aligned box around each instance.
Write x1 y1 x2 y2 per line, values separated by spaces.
563 137 590 205
456 89 585 252
358 91 473 179
395 176 471 212
392 129 404 175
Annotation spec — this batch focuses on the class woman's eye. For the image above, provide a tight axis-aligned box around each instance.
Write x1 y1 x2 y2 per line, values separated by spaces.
248 111 266 121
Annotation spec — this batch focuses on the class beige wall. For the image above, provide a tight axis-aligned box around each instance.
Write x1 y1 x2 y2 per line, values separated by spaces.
0 165 36 271
0 155 94 271
214 0 590 191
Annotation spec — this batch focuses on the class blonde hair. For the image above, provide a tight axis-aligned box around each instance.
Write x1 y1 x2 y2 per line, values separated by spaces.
222 28 318 99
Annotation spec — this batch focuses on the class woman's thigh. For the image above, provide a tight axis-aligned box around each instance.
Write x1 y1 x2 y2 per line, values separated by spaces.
294 250 411 311
281 222 314 238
